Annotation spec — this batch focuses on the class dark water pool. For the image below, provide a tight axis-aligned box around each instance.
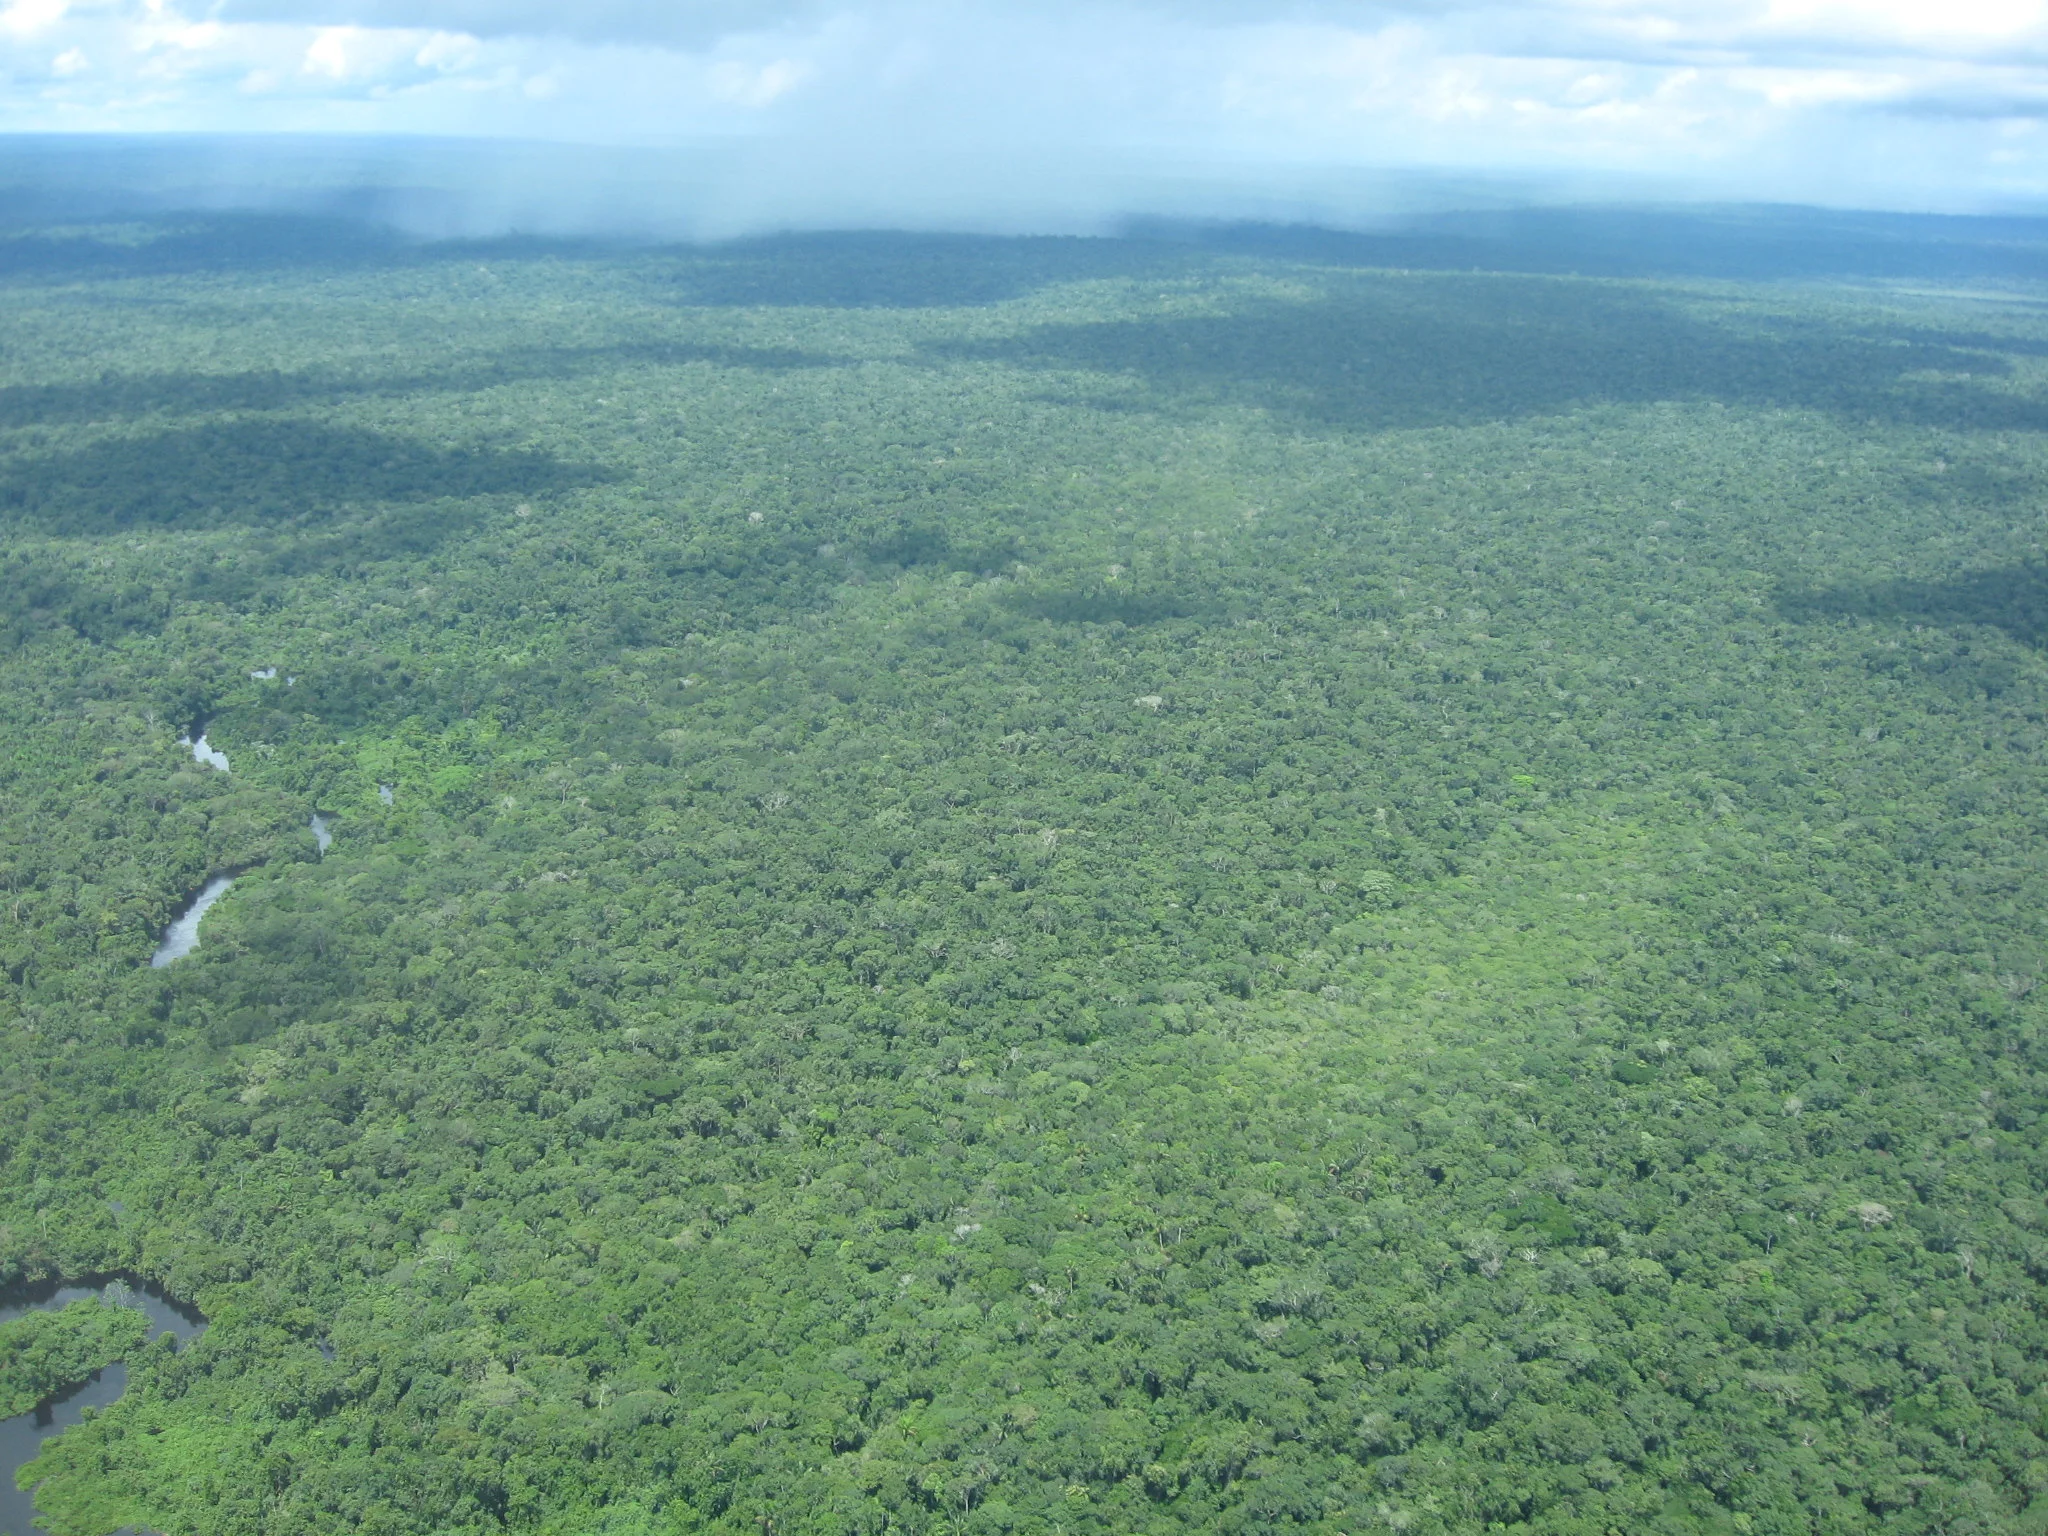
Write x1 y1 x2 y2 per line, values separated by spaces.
0 1278 204 1536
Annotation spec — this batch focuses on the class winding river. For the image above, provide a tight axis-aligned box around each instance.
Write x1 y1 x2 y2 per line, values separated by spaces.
0 1278 205 1536
20 732 313 1523
148 877 236 968
149 723 337 966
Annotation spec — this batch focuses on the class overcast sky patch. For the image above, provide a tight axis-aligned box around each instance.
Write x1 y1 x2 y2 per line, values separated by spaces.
1 0 2045 222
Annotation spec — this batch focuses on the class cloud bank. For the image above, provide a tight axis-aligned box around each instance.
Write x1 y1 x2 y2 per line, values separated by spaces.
2 0 2046 229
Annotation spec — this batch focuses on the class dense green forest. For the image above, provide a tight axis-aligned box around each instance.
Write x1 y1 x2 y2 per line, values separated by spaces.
6 213 2048 1535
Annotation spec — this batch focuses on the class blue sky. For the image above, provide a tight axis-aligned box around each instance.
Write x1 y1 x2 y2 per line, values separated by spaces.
2 0 2046 222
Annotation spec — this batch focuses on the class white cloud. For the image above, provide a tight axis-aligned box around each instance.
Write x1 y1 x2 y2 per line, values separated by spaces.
213 0 830 48
299 23 347 74
707 55 808 105
1762 0 2048 47
415 30 478 70
1727 62 1909 106
1 0 68 37
2 0 2048 214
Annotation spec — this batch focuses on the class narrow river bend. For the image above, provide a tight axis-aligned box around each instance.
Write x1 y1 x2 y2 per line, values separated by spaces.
0 1278 205 1536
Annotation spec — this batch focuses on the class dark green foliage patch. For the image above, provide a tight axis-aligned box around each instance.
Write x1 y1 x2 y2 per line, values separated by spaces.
0 1299 148 1418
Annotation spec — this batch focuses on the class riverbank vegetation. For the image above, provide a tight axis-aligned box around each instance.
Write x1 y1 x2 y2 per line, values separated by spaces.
0 1298 148 1419
4 217 2048 1534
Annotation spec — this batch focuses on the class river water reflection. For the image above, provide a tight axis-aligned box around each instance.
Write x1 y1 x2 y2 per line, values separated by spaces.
175 732 228 774
148 876 234 968
0 1279 204 1536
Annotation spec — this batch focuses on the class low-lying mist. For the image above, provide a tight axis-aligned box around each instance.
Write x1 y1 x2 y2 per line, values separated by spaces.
1 134 2046 285
0 133 1574 242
